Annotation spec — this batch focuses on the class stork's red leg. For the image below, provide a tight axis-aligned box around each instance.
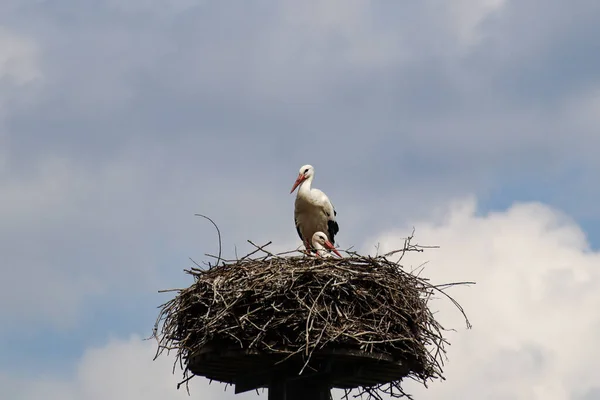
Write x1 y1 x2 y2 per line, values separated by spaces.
303 239 312 256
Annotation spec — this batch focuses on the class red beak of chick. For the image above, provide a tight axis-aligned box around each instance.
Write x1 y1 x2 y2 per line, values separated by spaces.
324 240 342 258
290 173 306 194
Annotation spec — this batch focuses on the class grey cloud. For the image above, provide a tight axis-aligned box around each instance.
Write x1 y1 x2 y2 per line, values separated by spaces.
473 1 600 102
4 0 599 172
1 0 600 332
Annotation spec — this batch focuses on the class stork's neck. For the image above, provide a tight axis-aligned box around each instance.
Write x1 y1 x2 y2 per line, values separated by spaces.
297 175 314 197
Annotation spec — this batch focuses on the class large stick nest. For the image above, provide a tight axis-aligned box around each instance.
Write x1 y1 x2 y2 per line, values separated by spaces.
153 234 471 399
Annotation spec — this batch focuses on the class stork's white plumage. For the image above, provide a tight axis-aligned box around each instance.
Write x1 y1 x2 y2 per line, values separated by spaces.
290 164 339 253
311 231 342 258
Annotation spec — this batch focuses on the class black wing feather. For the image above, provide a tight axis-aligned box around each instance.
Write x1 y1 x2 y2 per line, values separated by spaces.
295 222 303 242
327 220 339 245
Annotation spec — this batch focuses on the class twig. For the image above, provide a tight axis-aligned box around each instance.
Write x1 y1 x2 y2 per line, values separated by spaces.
194 214 222 266
239 241 273 261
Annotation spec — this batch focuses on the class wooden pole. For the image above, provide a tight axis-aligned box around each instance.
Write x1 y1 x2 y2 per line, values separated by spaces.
267 379 285 400
268 375 330 400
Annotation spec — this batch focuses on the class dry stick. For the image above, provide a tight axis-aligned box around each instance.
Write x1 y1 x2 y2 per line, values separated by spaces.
238 240 273 261
204 253 236 263
194 213 223 266
383 228 416 259
189 256 204 270
434 281 476 289
304 277 335 356
247 240 284 260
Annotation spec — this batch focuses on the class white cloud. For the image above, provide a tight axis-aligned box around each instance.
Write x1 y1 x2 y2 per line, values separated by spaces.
3 335 261 400
370 198 600 400
3 199 599 400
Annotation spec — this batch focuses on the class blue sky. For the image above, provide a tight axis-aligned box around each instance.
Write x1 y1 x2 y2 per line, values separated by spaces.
1 1 600 399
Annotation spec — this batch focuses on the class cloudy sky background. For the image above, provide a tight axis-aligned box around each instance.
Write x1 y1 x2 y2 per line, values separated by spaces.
1 1 599 399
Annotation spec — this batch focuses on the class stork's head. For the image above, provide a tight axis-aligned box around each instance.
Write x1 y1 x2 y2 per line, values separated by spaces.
311 231 342 258
290 164 314 193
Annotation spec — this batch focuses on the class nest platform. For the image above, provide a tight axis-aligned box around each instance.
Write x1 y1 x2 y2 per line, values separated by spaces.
190 346 410 392
153 243 471 399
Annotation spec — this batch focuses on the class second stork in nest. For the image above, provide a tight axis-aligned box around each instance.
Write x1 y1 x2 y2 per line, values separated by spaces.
290 164 340 254
311 231 342 258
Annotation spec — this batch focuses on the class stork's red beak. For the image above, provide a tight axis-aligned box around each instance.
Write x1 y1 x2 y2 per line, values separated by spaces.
324 240 342 258
290 173 306 194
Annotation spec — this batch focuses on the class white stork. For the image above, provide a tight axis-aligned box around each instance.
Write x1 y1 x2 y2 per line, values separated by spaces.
290 164 339 253
311 231 342 258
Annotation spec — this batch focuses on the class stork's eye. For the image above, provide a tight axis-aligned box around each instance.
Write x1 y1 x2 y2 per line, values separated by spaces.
304 169 309 173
